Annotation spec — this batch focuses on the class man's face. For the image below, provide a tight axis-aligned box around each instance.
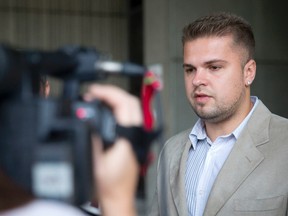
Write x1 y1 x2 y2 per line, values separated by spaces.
183 35 251 123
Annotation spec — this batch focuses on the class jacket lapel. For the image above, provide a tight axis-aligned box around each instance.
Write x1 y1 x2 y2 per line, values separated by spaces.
170 131 191 216
204 101 271 215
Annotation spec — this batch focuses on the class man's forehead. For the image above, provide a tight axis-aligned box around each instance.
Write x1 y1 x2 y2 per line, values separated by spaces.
183 35 247 58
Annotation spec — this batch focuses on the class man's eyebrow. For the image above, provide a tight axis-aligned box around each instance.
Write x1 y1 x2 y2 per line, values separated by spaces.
204 59 228 65
183 60 228 68
183 63 194 68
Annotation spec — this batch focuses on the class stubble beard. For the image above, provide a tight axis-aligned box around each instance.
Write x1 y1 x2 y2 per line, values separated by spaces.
191 91 245 124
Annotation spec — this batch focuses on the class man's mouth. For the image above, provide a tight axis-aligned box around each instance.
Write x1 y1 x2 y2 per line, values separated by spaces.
194 93 211 103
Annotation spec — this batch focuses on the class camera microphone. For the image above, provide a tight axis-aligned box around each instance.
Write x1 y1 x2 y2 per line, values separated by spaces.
94 61 147 76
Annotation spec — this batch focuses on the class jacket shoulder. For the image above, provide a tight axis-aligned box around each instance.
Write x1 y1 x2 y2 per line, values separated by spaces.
269 113 288 138
164 128 191 150
157 128 191 164
271 113 288 125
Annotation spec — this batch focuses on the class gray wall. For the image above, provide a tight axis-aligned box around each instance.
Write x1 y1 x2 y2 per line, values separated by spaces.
0 0 129 56
0 0 130 95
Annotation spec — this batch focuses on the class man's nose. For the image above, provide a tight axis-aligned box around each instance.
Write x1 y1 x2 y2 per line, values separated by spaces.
192 69 207 86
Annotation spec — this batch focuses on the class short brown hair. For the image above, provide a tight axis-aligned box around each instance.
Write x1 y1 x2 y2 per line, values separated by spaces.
182 12 255 60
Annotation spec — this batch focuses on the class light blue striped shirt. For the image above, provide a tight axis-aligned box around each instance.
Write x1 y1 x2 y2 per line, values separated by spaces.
185 96 259 216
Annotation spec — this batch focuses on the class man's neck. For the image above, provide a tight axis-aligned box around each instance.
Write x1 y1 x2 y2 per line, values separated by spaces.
205 100 253 142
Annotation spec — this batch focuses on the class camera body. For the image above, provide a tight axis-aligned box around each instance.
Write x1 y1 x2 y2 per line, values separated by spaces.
0 44 145 205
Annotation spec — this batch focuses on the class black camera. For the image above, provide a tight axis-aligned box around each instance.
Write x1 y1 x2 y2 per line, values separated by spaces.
0 44 148 205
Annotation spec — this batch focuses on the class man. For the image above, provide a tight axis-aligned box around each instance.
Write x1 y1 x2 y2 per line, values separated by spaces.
150 12 288 215
0 84 140 216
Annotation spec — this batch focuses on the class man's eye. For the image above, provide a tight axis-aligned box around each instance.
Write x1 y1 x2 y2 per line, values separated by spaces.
185 68 194 73
209 65 221 71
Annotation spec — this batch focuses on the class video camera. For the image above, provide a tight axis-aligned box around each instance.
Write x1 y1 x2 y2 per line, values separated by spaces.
0 44 154 206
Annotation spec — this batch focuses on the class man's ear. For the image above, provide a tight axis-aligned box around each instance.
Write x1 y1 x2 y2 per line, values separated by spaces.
244 59 256 86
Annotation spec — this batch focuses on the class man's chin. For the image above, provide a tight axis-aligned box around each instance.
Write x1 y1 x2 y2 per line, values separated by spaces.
195 110 221 123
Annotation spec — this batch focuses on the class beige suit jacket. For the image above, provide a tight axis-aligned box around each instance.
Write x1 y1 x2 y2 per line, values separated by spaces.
149 101 288 216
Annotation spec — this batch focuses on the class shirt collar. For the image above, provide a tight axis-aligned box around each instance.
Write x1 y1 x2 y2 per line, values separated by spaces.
189 96 259 148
